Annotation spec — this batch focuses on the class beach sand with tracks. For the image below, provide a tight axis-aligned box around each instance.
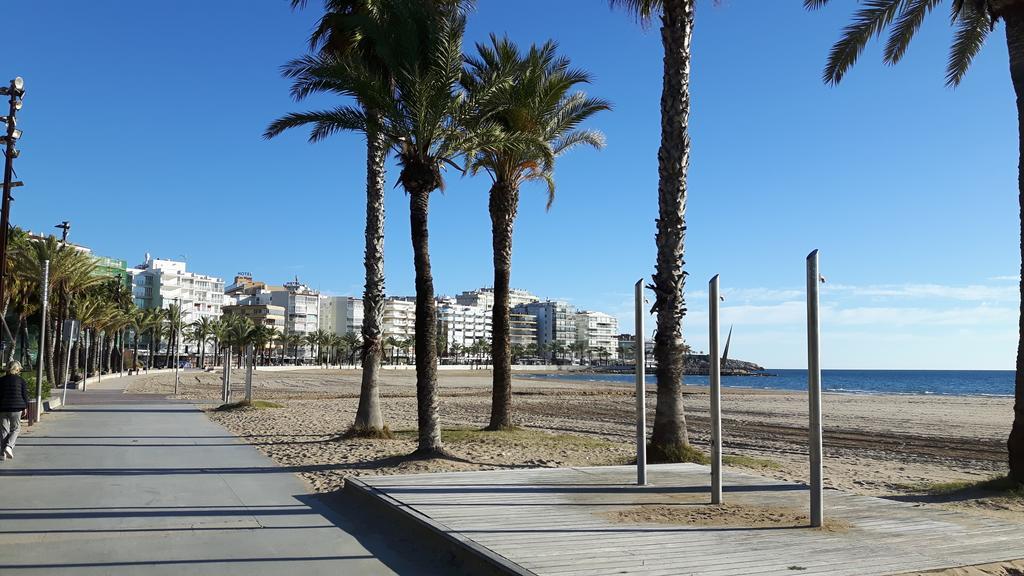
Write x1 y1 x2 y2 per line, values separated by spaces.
124 368 1018 521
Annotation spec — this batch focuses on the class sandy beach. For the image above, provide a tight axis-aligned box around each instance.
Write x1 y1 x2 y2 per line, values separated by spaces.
125 367 1020 520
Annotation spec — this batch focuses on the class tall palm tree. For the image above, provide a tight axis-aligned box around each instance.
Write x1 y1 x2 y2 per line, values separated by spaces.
612 0 695 461
806 0 1024 482
211 319 230 367
267 0 480 456
462 35 610 430
189 316 215 368
12 235 100 385
341 331 361 366
281 0 392 434
165 302 185 370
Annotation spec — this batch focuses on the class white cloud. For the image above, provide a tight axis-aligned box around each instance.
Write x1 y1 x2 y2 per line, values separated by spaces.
825 283 1017 302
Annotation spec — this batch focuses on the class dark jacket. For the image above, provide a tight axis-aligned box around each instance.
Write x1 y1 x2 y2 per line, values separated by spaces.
0 374 29 412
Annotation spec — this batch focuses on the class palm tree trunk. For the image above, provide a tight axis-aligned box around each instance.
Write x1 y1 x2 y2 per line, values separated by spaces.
45 317 56 386
648 0 695 460
354 122 388 433
487 181 518 430
83 331 91 380
9 315 22 364
1006 8 1024 483
133 331 140 374
148 330 156 370
405 176 443 455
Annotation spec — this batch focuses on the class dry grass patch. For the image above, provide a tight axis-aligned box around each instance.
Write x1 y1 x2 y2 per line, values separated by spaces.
723 454 783 471
602 503 849 532
214 400 284 412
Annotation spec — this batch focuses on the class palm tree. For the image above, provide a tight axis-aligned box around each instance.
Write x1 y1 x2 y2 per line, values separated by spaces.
273 329 288 364
279 0 393 434
341 331 361 366
267 0 478 456
189 316 215 369
211 319 230 367
612 0 695 461
12 235 100 385
805 0 1024 482
249 324 275 366
137 308 163 370
462 35 609 430
73 296 109 379
165 302 186 370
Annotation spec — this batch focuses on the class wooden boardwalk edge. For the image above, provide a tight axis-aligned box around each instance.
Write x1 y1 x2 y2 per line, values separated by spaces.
344 477 534 576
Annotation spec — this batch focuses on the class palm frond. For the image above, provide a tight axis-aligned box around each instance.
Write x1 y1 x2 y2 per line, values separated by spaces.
823 0 906 85
884 0 941 65
946 2 991 86
609 0 663 26
264 106 369 142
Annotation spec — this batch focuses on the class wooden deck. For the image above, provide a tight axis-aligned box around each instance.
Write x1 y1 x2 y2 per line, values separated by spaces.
348 464 1024 576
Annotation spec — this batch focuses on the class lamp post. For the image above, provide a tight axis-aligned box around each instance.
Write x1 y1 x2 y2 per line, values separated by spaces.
0 77 25 361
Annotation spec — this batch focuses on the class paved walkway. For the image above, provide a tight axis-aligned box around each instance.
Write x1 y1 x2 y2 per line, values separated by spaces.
0 383 446 575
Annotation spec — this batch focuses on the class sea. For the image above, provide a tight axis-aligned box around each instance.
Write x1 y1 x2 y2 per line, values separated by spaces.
518 369 1015 397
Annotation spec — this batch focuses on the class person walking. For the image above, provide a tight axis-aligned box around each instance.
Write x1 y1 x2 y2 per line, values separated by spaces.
0 361 29 462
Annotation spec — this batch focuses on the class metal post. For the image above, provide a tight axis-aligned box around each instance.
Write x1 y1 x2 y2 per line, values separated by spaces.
35 260 48 421
709 275 723 504
223 349 232 403
119 329 125 379
173 299 180 395
61 333 73 407
806 250 823 527
634 279 647 486
244 344 253 403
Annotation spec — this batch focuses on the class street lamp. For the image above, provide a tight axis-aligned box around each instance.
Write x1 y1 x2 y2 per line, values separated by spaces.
0 77 25 360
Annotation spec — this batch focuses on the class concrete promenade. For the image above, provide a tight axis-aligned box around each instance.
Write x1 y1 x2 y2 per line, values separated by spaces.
0 378 446 575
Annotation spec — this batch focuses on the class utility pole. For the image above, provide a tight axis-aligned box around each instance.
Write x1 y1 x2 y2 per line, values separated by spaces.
0 77 25 361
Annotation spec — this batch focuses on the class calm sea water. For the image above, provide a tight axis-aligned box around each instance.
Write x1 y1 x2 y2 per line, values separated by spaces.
519 369 1015 397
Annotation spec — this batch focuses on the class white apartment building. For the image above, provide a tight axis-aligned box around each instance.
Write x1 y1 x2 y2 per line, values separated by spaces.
320 296 364 336
437 299 491 350
517 300 577 359
455 288 539 310
575 311 619 359
270 279 321 337
130 254 224 324
382 298 415 342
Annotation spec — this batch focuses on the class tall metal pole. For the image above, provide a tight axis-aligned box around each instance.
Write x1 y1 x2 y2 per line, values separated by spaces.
806 250 823 528
709 275 723 504
173 298 180 395
61 329 73 407
35 260 48 421
634 279 647 486
119 329 125 379
244 344 253 403
0 78 24 362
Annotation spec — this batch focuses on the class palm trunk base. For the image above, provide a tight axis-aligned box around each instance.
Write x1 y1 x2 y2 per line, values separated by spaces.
646 440 705 464
1009 420 1024 483
409 446 457 460
343 425 393 439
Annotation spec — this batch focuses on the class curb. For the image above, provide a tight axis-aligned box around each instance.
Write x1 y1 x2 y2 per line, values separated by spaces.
343 477 533 576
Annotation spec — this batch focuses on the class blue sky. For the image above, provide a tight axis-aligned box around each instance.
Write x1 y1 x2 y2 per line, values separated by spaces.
5 1 1019 369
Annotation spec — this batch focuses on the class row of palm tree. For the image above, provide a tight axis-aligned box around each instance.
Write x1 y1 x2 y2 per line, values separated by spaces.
269 0 609 455
272 0 1024 474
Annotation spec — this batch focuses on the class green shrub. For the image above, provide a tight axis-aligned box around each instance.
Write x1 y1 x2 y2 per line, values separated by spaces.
22 372 52 401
